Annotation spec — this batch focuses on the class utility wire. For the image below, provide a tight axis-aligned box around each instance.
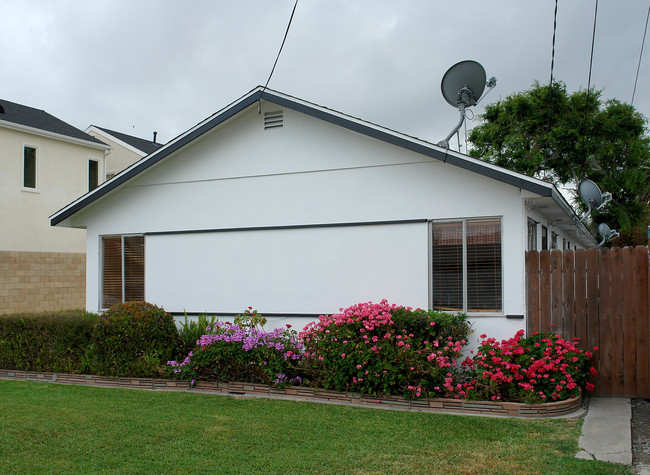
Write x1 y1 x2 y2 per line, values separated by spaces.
545 0 558 165
259 0 299 112
632 1 650 106
583 0 598 131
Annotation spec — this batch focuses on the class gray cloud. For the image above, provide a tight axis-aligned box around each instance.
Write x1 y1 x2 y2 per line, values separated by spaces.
2 0 648 150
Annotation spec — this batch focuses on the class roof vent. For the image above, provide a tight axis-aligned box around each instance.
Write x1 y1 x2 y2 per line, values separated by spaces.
264 110 283 130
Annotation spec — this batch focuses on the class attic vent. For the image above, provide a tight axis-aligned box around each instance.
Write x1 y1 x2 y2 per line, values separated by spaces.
0 104 4 114
264 110 283 130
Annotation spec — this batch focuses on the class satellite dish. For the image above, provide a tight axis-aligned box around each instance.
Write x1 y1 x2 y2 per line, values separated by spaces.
597 223 620 247
578 179 612 223
441 60 487 108
437 60 496 149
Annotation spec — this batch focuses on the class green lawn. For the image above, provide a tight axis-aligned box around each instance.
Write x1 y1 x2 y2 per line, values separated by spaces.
0 380 631 474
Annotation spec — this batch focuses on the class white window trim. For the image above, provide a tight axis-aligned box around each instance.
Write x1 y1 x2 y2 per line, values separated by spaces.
429 216 504 316
21 143 39 192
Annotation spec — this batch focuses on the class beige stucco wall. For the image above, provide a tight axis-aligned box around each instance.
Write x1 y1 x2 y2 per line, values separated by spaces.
85 129 144 177
0 126 105 252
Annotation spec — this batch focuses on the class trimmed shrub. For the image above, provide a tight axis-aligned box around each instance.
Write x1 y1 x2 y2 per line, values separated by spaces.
87 301 178 377
0 309 98 373
463 330 597 403
300 300 471 399
168 308 304 386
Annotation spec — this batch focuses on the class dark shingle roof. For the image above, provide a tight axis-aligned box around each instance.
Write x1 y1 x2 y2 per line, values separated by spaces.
0 98 106 146
93 126 163 155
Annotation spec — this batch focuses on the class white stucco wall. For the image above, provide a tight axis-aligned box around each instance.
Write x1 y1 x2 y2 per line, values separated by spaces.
0 127 105 252
73 103 534 342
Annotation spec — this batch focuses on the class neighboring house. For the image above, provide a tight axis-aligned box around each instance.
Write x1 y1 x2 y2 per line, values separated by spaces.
85 126 162 179
0 98 111 314
51 86 596 341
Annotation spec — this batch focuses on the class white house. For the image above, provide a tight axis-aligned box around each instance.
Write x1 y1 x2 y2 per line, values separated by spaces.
0 98 111 313
51 87 596 341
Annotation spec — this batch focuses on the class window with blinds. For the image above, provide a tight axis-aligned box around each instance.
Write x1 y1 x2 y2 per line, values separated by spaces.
432 219 502 313
101 235 144 308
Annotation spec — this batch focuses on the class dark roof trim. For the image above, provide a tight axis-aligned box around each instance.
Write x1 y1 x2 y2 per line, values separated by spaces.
51 87 557 226
51 91 260 226
262 90 553 198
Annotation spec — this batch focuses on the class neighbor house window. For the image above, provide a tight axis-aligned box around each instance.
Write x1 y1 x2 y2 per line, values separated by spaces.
541 225 548 250
101 235 145 308
23 146 37 189
551 232 558 250
527 218 537 251
432 218 502 313
88 159 99 191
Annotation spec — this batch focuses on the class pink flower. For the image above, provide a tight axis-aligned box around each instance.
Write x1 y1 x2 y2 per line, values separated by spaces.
341 353 346 359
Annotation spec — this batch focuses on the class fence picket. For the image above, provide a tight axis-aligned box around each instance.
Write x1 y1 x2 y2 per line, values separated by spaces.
622 247 637 397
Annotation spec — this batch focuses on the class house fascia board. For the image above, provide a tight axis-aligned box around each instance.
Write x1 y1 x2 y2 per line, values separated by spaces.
85 125 146 157
0 119 111 151
50 87 580 233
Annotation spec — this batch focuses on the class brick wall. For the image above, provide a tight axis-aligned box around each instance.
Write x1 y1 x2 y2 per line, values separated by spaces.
0 251 86 314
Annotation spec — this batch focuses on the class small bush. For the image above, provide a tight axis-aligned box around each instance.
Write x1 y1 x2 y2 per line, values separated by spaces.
0 309 98 373
87 301 178 377
463 330 597 403
300 300 471 399
177 313 218 355
168 308 304 386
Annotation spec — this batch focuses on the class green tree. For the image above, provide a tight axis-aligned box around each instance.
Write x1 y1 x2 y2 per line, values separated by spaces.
468 81 650 244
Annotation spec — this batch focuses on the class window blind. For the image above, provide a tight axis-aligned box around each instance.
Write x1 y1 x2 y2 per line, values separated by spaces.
102 236 123 308
101 235 145 308
432 222 463 311
466 220 501 312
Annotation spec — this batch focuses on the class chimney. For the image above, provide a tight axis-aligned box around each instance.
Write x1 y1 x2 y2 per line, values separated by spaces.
153 131 157 144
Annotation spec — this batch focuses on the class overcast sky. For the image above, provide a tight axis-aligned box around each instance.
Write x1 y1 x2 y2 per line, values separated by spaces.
2 0 649 152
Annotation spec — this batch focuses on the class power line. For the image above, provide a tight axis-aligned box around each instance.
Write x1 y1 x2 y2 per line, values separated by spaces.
546 0 558 164
260 0 299 112
632 1 650 106
584 0 598 127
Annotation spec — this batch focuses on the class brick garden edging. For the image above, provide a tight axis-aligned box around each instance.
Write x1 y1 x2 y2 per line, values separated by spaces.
0 368 582 418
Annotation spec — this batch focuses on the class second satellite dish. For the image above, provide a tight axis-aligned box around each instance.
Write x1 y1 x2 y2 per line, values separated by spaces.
578 179 612 222
438 60 496 149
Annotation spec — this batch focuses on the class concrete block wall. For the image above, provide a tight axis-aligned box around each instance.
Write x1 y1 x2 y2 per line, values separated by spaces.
0 251 86 314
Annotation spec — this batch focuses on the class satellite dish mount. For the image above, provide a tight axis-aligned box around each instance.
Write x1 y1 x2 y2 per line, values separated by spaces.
437 60 496 149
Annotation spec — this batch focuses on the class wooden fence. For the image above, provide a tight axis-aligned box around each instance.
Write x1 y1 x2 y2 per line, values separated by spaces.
526 246 650 398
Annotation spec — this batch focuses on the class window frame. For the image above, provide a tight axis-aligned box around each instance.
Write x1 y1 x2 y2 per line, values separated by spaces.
88 158 101 192
429 217 503 316
99 234 145 310
21 144 38 192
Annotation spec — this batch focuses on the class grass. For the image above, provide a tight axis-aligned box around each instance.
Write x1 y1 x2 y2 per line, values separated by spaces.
0 380 631 474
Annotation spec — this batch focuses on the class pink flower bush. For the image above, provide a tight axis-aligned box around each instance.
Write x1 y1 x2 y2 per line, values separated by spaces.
462 330 596 403
300 300 470 399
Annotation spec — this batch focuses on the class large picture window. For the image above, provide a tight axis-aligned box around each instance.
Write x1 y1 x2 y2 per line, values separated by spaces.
101 235 145 308
432 219 502 313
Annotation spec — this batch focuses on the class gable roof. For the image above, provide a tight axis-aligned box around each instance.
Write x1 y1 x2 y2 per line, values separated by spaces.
0 98 109 149
88 125 163 155
50 86 596 245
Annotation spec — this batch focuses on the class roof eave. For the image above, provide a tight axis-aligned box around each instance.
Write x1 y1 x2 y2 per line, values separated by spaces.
0 119 111 151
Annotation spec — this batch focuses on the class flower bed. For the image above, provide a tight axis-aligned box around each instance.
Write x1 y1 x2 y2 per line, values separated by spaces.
0 368 582 418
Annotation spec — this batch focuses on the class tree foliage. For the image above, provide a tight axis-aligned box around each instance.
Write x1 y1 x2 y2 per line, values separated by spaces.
468 81 650 243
